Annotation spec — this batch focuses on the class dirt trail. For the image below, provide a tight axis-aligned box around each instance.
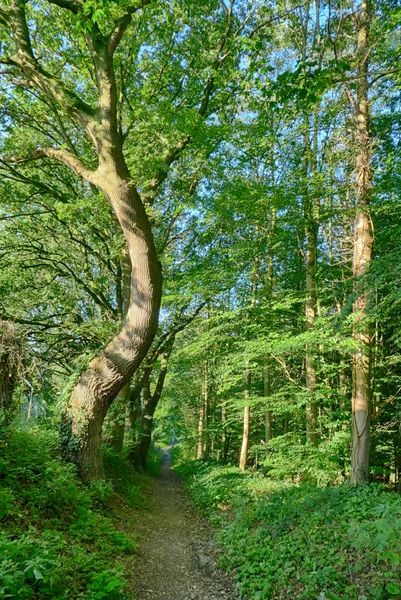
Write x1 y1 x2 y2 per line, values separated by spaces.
130 450 238 600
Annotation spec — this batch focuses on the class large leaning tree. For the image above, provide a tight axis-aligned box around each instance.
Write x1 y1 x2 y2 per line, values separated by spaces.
0 0 163 481
0 0 246 480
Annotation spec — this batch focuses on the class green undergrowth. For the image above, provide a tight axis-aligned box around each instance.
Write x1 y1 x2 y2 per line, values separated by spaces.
0 424 148 599
146 447 163 477
175 457 401 600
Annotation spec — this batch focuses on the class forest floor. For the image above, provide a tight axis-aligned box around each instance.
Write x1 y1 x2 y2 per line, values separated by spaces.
129 449 239 600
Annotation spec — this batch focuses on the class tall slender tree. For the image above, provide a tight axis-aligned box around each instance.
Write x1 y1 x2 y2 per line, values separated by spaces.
350 0 374 483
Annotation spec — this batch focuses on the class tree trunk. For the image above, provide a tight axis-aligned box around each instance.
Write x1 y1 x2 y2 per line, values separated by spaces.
221 400 228 461
134 379 153 469
196 400 205 460
63 175 162 481
264 358 273 443
239 405 250 472
4 0 163 482
202 362 210 459
350 0 373 485
264 204 276 443
0 321 19 418
134 349 171 468
110 248 132 453
305 217 318 444
239 362 251 472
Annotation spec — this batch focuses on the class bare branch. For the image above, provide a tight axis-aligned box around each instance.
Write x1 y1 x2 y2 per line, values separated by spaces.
0 56 18 66
0 7 9 26
219 0 229 14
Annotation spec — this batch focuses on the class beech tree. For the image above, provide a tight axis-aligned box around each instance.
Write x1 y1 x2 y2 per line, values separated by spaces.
350 0 373 483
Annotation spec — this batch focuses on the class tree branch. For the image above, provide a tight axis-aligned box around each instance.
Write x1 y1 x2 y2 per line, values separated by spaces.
248 3 305 38
0 7 9 26
3 148 98 185
107 0 156 55
5 0 97 138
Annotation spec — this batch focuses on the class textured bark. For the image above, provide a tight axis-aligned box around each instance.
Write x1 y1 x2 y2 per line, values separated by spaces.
110 383 130 454
4 0 163 481
110 248 132 453
65 174 162 480
350 0 373 485
0 321 19 417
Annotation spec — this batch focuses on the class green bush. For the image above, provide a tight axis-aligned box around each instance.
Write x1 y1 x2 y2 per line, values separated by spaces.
177 459 401 600
103 447 150 508
0 425 137 599
146 446 162 477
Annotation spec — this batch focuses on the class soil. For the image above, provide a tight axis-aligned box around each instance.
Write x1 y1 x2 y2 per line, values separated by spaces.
130 450 239 600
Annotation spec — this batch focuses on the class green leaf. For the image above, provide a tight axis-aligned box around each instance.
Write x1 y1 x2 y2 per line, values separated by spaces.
386 582 401 595
383 550 400 566
33 569 43 581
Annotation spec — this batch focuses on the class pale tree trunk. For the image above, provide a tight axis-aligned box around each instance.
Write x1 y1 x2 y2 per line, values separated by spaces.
196 400 205 460
336 179 353 408
239 265 257 471
202 362 210 458
221 400 228 461
110 248 132 453
264 360 273 443
239 363 251 472
239 407 250 471
305 219 318 444
196 362 209 460
351 0 373 484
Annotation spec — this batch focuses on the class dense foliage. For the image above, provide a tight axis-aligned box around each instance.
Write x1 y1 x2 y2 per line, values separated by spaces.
0 0 401 596
0 424 148 599
176 457 401 600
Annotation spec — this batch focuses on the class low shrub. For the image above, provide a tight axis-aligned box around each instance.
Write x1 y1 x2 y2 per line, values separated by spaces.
176 458 401 600
0 425 137 599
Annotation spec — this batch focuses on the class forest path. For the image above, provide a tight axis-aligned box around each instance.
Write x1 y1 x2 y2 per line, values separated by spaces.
130 450 238 600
